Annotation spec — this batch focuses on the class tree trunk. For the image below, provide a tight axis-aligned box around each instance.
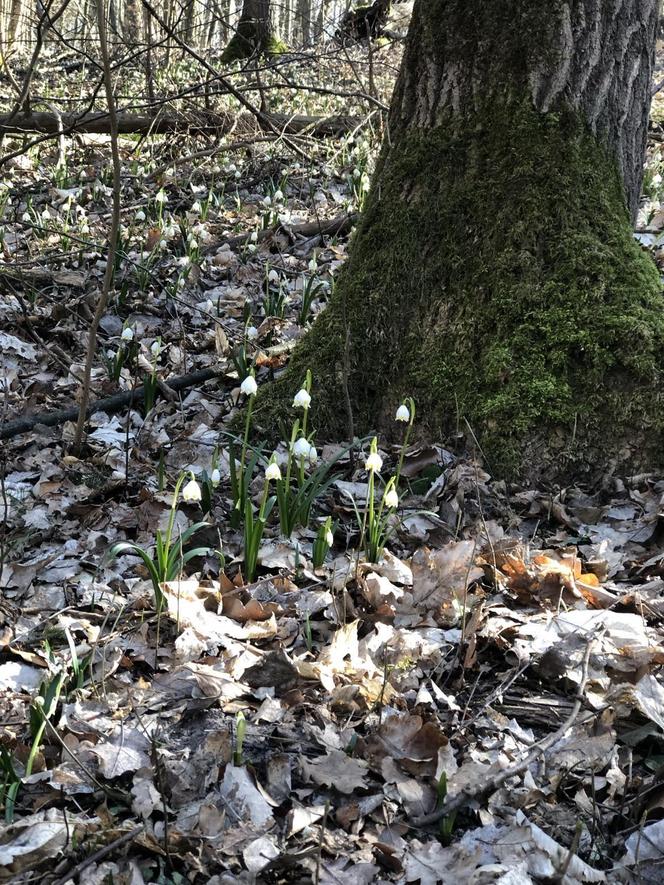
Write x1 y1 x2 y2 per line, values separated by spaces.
258 0 664 481
220 0 284 62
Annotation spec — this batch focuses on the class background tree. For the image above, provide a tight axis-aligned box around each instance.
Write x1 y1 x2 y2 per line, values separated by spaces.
220 0 285 62
260 0 664 479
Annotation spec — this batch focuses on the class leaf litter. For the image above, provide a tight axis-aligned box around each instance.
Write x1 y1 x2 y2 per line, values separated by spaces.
3 52 664 885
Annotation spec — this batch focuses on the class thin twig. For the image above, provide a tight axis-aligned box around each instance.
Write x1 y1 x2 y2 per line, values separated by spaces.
413 633 597 826
52 825 144 885
72 0 122 452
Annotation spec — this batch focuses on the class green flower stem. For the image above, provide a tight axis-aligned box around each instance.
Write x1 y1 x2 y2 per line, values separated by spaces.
238 394 255 499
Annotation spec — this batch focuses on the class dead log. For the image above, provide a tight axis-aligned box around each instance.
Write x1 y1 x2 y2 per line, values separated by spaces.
0 110 362 138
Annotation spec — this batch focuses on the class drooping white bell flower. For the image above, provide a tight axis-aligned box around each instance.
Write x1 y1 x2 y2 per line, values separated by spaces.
293 388 311 409
154 189 168 204
292 437 311 460
265 461 282 481
267 269 280 283
384 487 399 509
210 468 221 486
325 528 333 547
191 201 202 213
395 403 410 422
182 478 202 502
246 325 258 341
240 375 257 397
365 450 383 473
307 445 318 466
121 327 134 342
135 210 146 222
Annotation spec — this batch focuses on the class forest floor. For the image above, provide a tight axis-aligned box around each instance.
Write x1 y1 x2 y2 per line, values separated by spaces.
1 38 664 885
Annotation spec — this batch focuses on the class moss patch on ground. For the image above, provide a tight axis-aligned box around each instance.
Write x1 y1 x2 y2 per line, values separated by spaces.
254 101 664 480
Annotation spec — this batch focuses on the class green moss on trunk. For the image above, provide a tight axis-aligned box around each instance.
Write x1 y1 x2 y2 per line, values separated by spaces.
221 20 286 63
255 101 664 479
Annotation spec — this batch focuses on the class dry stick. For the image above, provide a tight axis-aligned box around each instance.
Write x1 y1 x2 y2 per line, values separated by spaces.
72 0 122 453
0 367 234 440
52 825 144 885
413 633 597 827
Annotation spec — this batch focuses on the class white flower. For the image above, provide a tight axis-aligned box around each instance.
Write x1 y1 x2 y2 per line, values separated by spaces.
267 269 280 283
308 258 318 272
395 403 410 422
135 210 146 222
250 230 258 243
265 461 282 481
154 190 168 204
273 189 284 202
188 238 198 250
262 195 272 207
21 211 30 222
248 244 257 253
384 487 399 509
352 168 361 179
226 164 236 174
182 478 202 502
191 201 202 213
246 325 258 341
240 374 257 397
150 340 161 357
365 450 383 473
307 445 318 466
121 327 134 342
325 528 333 547
292 437 311 460
234 170 241 179
654 173 662 187
210 468 221 486
293 388 311 409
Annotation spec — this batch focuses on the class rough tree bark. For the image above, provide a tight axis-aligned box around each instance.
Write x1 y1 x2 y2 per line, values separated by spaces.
258 0 664 480
220 0 285 63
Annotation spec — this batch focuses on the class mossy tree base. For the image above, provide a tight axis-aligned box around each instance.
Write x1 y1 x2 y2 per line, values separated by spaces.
255 103 664 481
220 19 286 64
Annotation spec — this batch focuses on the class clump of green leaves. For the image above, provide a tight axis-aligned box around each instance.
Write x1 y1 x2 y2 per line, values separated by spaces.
109 472 210 612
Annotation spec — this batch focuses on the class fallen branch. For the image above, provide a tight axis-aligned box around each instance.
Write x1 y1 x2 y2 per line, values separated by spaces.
214 212 358 251
0 109 362 138
0 367 234 440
